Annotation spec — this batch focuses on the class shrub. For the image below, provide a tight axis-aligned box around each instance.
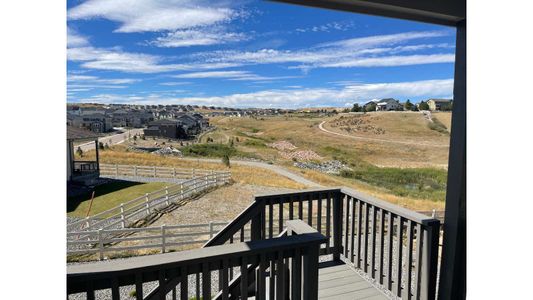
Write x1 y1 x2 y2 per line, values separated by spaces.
428 117 449 134
76 146 83 157
222 153 230 167
98 142 104 150
180 144 237 158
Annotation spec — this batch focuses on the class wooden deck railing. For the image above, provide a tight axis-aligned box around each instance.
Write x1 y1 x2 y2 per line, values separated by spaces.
66 187 439 300
205 187 440 300
67 220 326 300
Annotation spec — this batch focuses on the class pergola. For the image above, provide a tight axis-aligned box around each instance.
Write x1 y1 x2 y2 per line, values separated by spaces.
272 1 466 299
67 125 102 184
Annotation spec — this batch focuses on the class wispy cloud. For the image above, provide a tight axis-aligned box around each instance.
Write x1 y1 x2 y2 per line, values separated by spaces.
295 21 355 33
172 70 298 81
67 45 241 73
191 31 454 70
67 27 89 47
70 79 454 108
149 28 248 48
67 74 140 84
67 0 237 33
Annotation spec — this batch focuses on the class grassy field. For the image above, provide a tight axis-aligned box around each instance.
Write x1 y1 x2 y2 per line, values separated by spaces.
208 112 451 169
74 112 452 211
78 145 307 190
67 181 167 217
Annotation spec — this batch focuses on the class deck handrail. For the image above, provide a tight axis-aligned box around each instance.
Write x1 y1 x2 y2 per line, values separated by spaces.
203 187 440 300
67 220 326 300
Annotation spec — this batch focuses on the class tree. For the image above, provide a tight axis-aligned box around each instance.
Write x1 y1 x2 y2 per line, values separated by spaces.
441 101 453 111
351 103 361 112
365 102 377 112
222 153 231 168
418 101 430 110
404 99 414 111
76 146 83 157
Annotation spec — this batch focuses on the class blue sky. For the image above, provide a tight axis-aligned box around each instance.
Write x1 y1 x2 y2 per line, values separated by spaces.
67 0 456 108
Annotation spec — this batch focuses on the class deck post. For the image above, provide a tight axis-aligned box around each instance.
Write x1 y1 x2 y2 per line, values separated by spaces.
332 191 343 261
251 200 264 241
421 220 441 300
438 19 467 300
303 244 320 300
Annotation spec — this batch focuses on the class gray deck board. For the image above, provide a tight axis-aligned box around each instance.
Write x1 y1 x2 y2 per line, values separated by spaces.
318 262 388 300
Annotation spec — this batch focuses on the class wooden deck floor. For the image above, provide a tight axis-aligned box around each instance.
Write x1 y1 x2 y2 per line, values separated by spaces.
318 261 389 300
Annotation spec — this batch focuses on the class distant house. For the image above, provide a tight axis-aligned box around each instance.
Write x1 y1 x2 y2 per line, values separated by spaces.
362 100 378 111
376 98 403 111
67 113 113 133
427 99 453 111
144 119 187 139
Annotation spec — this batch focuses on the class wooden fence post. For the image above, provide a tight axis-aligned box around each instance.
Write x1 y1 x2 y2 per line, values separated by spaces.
209 221 214 238
85 216 90 230
145 194 150 215
115 164 119 177
153 166 157 177
98 229 104 261
165 187 169 206
192 168 196 179
180 183 184 200
161 225 166 253
120 203 125 228
134 165 137 177
173 167 176 178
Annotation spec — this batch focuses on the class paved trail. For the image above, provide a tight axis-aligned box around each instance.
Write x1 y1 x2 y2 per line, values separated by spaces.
318 121 449 148
180 157 322 187
77 128 144 151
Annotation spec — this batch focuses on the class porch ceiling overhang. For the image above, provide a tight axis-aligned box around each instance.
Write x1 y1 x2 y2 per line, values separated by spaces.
270 0 465 26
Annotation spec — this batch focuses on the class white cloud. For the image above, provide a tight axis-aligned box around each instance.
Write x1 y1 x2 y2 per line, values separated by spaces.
67 0 236 33
70 79 454 108
149 28 248 47
67 74 140 84
67 46 242 73
192 31 455 70
67 27 89 47
295 21 355 33
172 70 298 81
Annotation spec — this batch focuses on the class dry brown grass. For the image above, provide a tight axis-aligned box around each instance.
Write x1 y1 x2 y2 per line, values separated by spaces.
212 113 450 168
84 146 307 190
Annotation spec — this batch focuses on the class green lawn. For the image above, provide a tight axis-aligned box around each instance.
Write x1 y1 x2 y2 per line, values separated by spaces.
67 181 168 217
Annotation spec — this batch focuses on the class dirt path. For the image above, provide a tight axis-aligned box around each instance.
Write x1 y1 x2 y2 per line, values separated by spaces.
318 120 449 148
